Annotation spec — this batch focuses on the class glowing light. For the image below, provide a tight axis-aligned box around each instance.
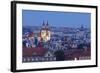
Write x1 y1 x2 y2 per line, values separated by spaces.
41 30 51 42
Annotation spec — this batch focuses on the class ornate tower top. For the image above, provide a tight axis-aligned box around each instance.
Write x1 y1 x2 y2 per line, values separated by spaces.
42 20 49 30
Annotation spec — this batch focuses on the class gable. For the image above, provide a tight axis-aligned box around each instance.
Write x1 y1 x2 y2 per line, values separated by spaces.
44 51 54 57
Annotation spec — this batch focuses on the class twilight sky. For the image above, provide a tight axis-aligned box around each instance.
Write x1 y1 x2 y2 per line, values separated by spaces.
22 10 91 28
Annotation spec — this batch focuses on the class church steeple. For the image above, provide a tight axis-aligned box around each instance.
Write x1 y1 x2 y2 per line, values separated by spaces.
46 21 49 30
42 21 45 26
46 21 49 26
40 20 51 42
42 21 45 29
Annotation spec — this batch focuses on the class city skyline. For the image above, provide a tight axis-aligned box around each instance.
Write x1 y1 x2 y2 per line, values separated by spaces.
22 10 91 28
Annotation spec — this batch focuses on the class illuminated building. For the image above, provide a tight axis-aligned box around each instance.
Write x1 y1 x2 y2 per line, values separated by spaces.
40 21 51 42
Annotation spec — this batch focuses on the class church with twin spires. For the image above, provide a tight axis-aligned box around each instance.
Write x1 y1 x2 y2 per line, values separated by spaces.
39 21 51 42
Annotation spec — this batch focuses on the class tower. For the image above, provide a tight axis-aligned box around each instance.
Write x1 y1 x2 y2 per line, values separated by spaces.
40 21 51 42
42 21 45 29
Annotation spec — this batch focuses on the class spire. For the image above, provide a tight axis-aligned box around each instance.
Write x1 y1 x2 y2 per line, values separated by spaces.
41 20 45 30
46 21 49 26
45 20 49 30
41 20 50 30
42 20 45 26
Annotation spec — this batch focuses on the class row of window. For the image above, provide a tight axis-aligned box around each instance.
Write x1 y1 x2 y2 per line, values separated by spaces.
79 56 91 60
23 57 56 62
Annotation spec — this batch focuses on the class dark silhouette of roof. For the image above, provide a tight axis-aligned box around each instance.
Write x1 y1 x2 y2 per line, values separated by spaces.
23 47 47 57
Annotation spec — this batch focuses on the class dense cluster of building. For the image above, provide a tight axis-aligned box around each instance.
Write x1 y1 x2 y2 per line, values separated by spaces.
22 21 91 62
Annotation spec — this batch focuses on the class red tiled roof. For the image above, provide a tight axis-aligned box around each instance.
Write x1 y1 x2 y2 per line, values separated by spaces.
65 48 91 60
23 47 47 57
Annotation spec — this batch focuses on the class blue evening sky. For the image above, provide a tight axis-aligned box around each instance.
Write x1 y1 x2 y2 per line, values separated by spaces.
22 10 91 28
